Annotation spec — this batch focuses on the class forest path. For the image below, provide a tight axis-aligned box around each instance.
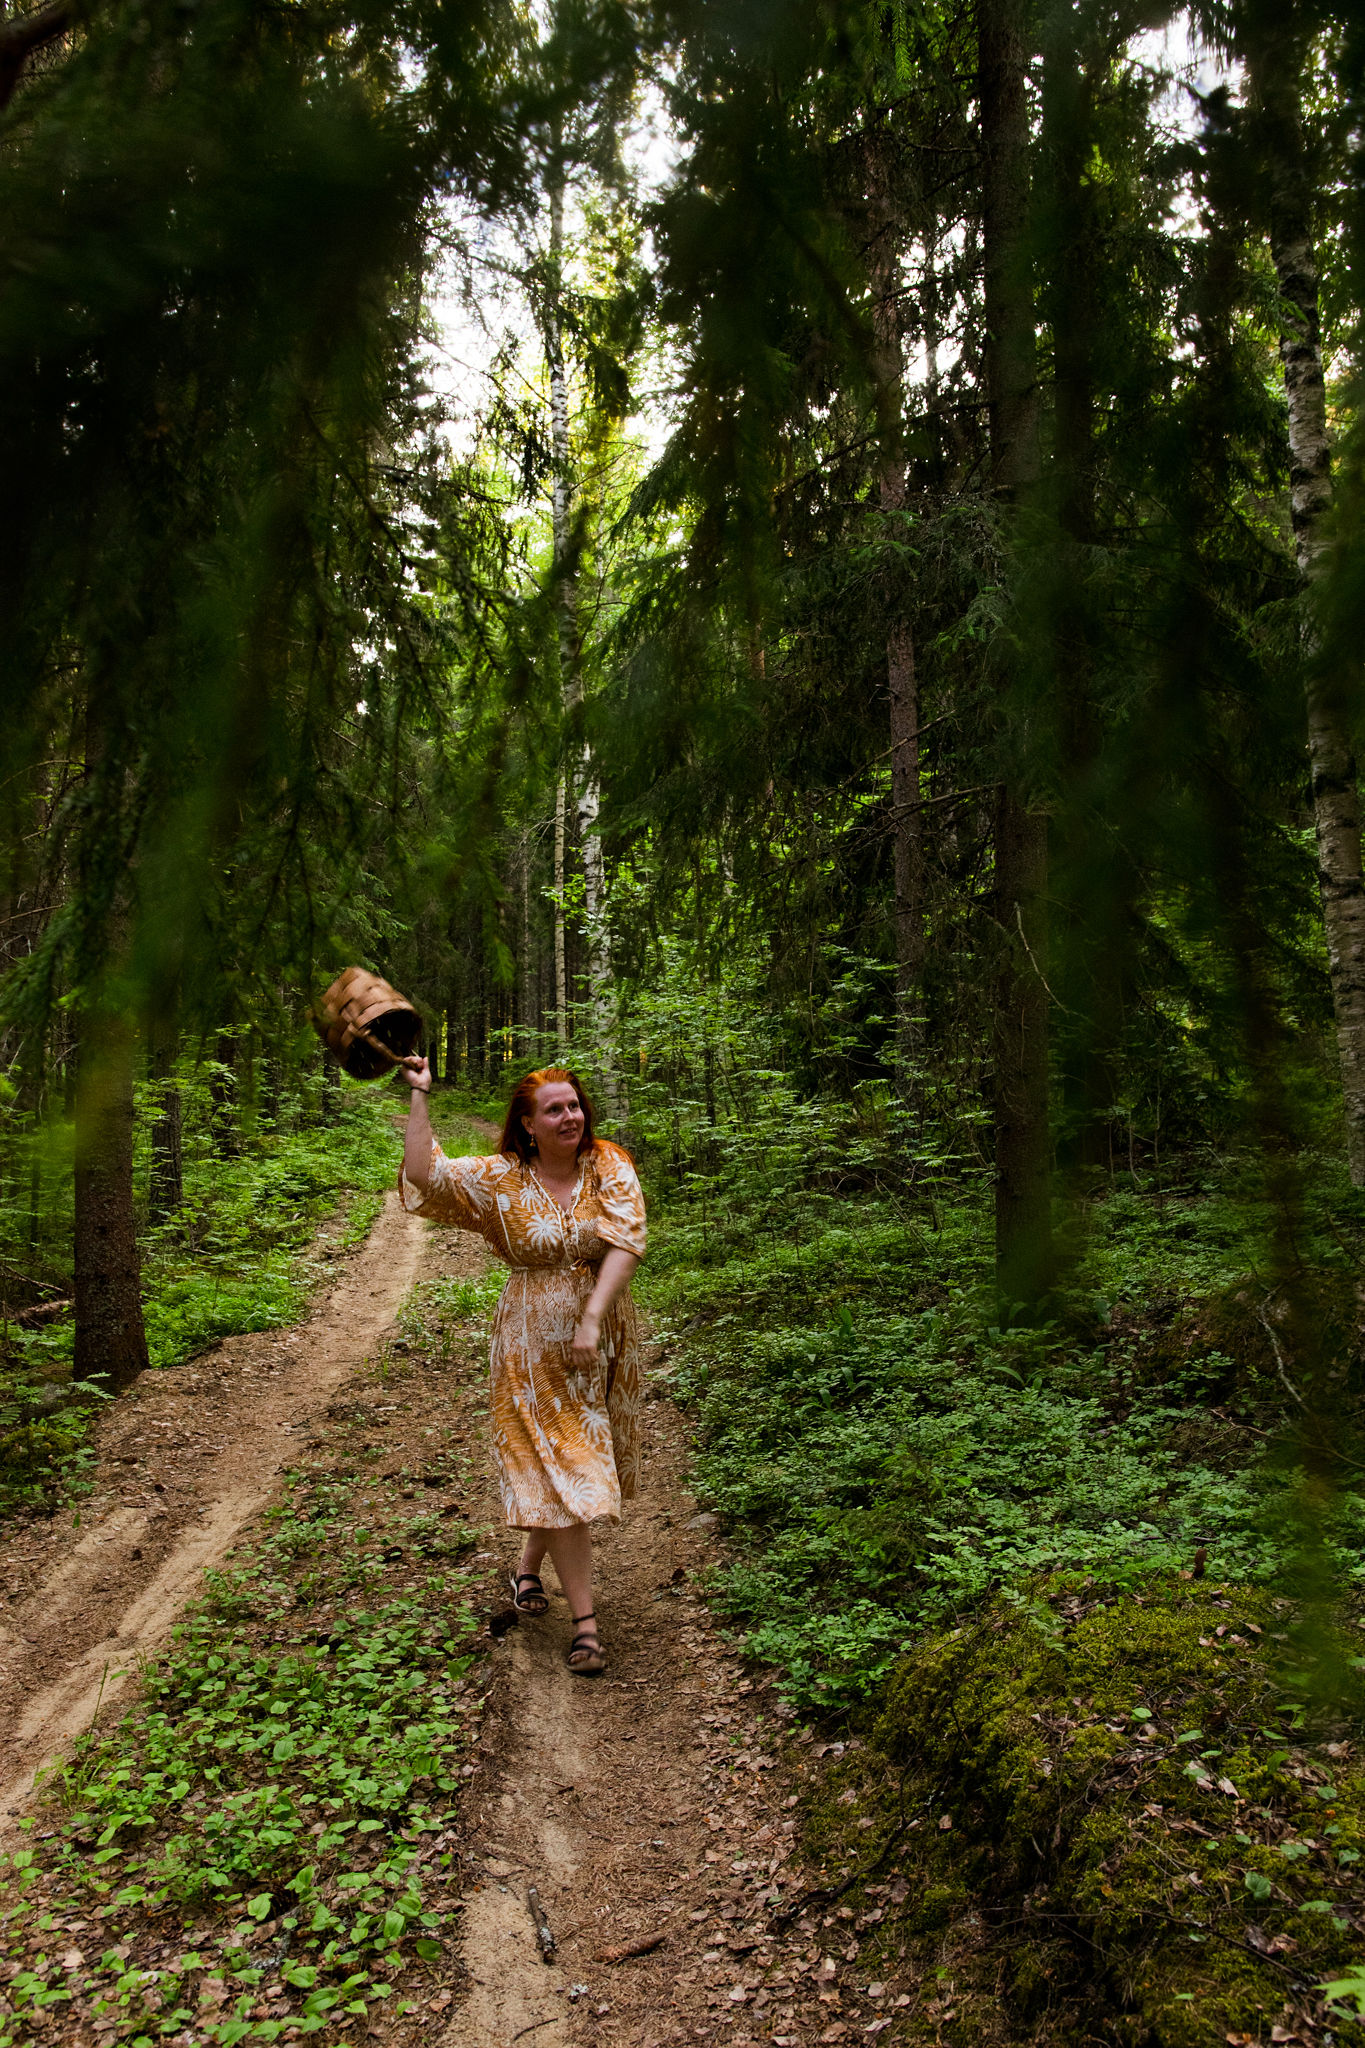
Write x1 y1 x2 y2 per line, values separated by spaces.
0 1185 425 1825
424 1230 817 2048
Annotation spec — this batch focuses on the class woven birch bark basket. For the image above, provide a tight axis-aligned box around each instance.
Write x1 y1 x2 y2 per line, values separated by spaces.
312 968 423 1081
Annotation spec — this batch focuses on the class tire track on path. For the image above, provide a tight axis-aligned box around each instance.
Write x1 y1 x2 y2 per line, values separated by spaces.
0 1186 426 1824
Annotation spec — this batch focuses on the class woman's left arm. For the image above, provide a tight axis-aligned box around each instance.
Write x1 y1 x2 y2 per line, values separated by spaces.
570 1248 640 1368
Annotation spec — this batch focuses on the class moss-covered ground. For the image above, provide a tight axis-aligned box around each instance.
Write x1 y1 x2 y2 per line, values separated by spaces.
782 1573 1364 2045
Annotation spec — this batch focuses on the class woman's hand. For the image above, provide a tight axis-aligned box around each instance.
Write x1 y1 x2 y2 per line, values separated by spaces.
406 1054 433 1095
570 1308 602 1369
568 1250 639 1369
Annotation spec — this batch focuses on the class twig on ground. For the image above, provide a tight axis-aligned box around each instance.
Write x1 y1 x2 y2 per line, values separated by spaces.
1256 1296 1306 1410
768 1818 914 1929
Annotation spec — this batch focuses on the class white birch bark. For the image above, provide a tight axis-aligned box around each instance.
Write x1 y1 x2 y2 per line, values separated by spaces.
1251 47 1365 1185
547 165 575 1048
544 156 616 1102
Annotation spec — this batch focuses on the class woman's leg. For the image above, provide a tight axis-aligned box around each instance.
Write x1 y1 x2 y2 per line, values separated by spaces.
541 1523 594 1624
517 1524 602 1664
540 1523 604 1669
511 1529 551 1614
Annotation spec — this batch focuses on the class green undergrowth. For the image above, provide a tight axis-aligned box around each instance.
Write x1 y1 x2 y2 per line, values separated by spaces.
641 1152 1365 1716
0 1085 400 1517
789 1573 1365 2045
0 1277 499 2047
427 1085 504 1131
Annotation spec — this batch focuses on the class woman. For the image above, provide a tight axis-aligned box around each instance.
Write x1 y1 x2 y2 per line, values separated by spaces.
399 1062 646 1676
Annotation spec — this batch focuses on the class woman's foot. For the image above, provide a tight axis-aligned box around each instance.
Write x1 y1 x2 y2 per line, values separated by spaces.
567 1611 606 1676
510 1571 550 1617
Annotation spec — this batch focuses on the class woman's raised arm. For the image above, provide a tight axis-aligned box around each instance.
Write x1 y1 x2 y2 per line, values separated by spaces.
403 1056 434 1191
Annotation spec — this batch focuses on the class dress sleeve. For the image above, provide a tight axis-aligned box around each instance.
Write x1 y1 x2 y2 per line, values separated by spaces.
593 1146 648 1259
398 1146 508 1233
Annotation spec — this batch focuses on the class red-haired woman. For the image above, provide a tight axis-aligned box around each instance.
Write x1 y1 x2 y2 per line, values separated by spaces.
399 1064 646 1676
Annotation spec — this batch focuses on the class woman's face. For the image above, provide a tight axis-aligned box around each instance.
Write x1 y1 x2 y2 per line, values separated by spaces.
525 1080 584 1158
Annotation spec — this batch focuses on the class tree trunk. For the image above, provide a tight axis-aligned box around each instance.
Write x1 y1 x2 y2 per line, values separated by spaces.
554 773 569 1038
1247 38 1365 1185
147 1023 183 1225
73 1006 149 1394
468 978 486 1092
1042 19 1118 1171
979 0 1053 1307
887 624 922 1075
320 1049 340 1126
445 1005 461 1087
865 128 924 1084
547 158 577 1054
518 828 536 1063
579 771 617 1091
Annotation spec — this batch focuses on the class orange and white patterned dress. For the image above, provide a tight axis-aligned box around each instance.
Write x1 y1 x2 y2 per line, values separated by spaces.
399 1140 647 1529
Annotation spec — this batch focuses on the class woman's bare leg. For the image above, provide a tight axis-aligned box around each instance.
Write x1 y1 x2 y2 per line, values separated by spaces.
542 1523 594 1628
517 1525 602 1663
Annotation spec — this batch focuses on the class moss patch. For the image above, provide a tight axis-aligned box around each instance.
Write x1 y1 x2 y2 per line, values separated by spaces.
792 1574 1365 2046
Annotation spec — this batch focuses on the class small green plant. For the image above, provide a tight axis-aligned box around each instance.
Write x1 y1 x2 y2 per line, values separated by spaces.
1320 1963 1365 2016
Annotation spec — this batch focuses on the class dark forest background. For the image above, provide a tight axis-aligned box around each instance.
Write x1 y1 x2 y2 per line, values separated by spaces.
6 0 1365 2037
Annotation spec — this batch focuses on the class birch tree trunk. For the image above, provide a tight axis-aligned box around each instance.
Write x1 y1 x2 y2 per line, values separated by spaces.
1248 39 1365 1184
578 767 620 1112
547 162 575 1050
544 152 617 1104
979 0 1053 1307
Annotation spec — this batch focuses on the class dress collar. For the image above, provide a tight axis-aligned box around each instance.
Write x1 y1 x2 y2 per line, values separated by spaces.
528 1158 584 1218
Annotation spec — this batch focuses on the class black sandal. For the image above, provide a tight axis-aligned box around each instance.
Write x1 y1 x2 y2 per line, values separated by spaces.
567 1610 606 1676
510 1571 550 1617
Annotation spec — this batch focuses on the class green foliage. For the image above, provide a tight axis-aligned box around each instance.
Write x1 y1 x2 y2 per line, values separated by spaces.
638 994 1365 1714
53 1586 474 1905
0 1431 486 2045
